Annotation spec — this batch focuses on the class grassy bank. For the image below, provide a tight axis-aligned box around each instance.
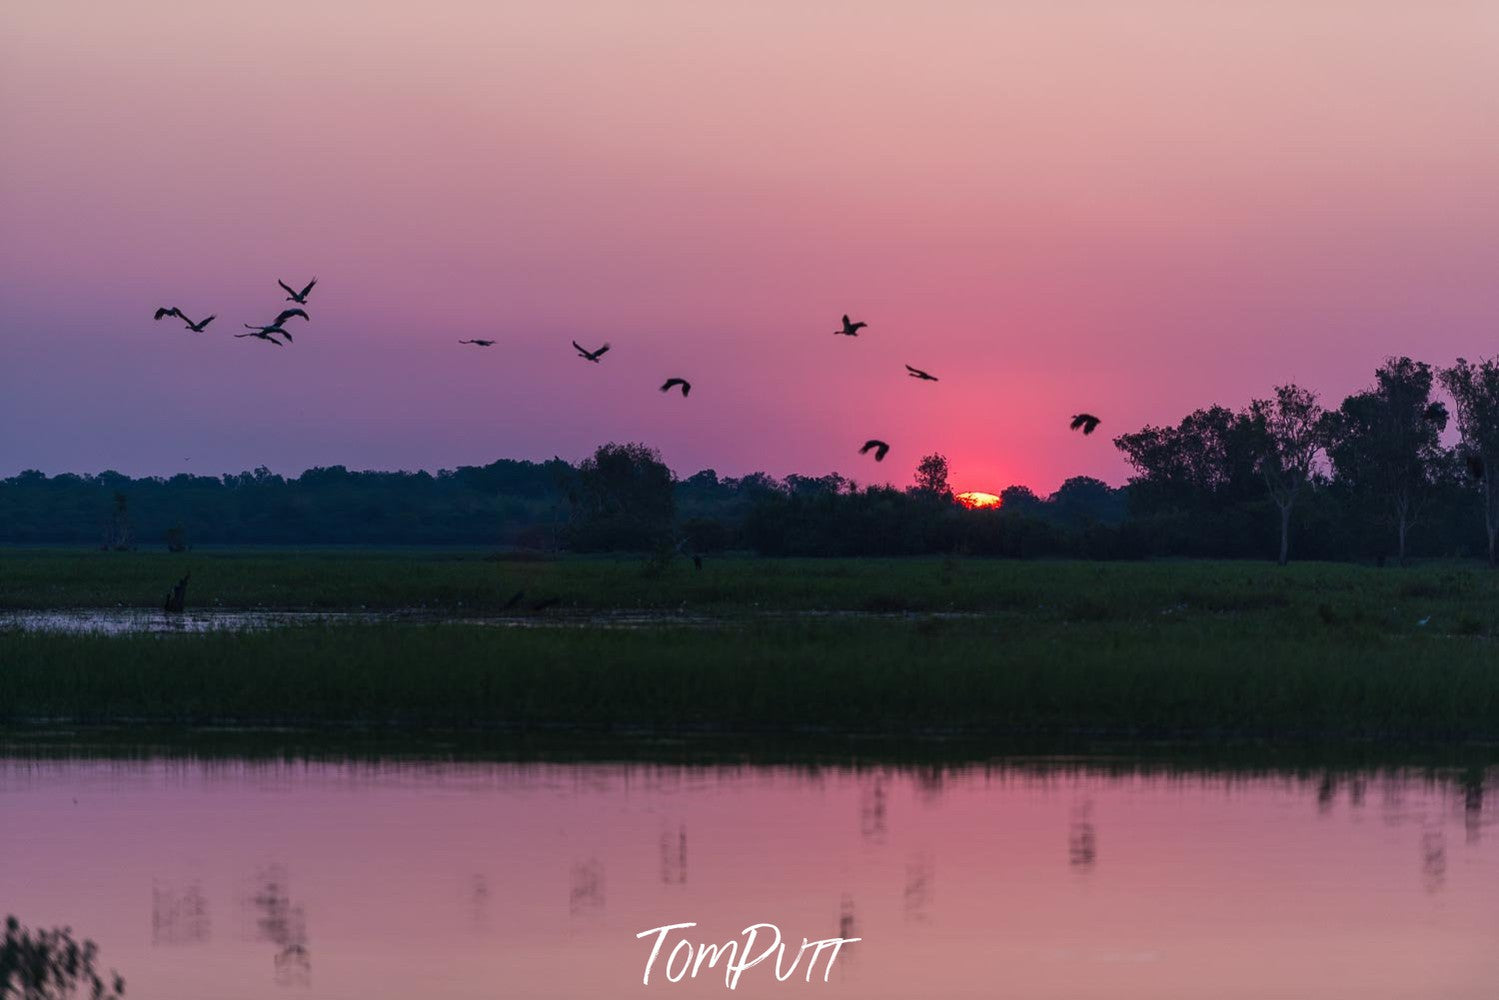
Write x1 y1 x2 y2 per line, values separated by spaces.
7 548 1499 625
5 550 1499 744
3 615 1498 742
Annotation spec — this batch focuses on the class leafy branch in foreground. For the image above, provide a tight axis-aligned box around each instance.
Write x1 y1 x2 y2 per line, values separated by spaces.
0 916 125 1000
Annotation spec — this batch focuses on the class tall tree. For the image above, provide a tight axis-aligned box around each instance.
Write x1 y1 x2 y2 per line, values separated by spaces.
1438 358 1499 566
1248 384 1325 566
569 442 676 551
1324 357 1447 564
912 453 952 497
1113 404 1261 513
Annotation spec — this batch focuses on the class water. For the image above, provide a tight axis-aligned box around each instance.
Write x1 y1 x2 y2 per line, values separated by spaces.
0 608 720 635
1 757 1494 999
0 608 980 635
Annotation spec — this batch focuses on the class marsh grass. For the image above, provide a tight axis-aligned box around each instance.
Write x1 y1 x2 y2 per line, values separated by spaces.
5 551 1499 741
2 613 1498 741
6 549 1499 628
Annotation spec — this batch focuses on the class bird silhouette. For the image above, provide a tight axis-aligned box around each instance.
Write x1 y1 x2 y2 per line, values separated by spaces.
241 309 309 344
573 341 610 363
278 278 317 304
860 440 890 461
905 365 938 381
835 315 867 337
660 378 691 397
1070 413 1102 436
156 307 216 332
234 329 285 345
459 339 496 347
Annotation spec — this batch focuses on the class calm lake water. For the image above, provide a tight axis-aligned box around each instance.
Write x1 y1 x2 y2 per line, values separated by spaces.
2 756 1494 999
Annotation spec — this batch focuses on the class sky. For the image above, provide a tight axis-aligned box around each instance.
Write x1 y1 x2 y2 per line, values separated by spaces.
3 1 1498 494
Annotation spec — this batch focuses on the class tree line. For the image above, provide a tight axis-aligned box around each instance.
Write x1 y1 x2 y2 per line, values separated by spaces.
5 355 1499 563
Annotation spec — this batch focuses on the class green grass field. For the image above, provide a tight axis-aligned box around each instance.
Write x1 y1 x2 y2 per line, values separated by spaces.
3 549 1499 744
5 547 1499 621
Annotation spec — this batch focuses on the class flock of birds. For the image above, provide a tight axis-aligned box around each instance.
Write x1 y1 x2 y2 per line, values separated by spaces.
155 278 317 347
155 289 1104 465
474 313 1103 463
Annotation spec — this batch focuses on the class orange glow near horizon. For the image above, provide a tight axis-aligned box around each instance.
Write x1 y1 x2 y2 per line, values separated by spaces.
955 491 1002 509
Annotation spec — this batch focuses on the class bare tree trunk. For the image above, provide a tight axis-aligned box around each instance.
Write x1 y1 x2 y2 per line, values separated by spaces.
1487 477 1498 568
1397 517 1409 566
1277 502 1292 566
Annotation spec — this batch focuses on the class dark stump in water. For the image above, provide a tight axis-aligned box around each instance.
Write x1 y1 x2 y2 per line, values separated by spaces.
163 573 190 614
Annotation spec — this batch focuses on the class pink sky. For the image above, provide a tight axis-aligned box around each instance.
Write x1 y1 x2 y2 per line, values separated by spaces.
3 1 1498 493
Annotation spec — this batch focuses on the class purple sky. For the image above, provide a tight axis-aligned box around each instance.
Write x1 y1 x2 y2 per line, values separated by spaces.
4 1 1498 493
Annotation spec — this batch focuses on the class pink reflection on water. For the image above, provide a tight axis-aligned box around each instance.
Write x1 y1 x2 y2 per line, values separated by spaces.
0 759 1495 999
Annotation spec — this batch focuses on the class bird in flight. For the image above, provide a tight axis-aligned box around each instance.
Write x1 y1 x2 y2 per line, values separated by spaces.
835 315 868 337
278 278 317 304
859 439 890 461
234 329 285 346
660 378 692 397
1070 413 1102 436
154 307 215 332
905 365 938 382
459 339 496 347
573 341 610 363
240 308 309 344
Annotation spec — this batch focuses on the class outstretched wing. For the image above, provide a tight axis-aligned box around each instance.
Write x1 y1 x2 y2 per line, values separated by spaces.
299 278 317 298
197 315 215 329
275 308 310 324
278 280 297 297
154 307 180 320
594 343 611 358
843 314 852 326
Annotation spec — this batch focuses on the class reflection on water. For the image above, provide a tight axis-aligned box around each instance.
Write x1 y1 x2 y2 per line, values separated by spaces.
0 756 1495 999
1069 800 1097 870
659 826 687 887
569 858 605 917
152 880 209 945
246 865 310 988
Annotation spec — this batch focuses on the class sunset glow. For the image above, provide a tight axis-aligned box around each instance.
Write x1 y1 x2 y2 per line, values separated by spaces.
5 1 1499 493
956 491 1002 509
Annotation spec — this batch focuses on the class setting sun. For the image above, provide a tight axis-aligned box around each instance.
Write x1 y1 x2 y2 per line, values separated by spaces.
955 491 1002 509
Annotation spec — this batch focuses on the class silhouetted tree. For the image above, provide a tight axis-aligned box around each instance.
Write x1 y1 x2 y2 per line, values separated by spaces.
568 442 676 551
912 454 951 497
0 915 126 999
1114 405 1262 514
1439 357 1499 566
1325 358 1448 563
1249 384 1325 565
